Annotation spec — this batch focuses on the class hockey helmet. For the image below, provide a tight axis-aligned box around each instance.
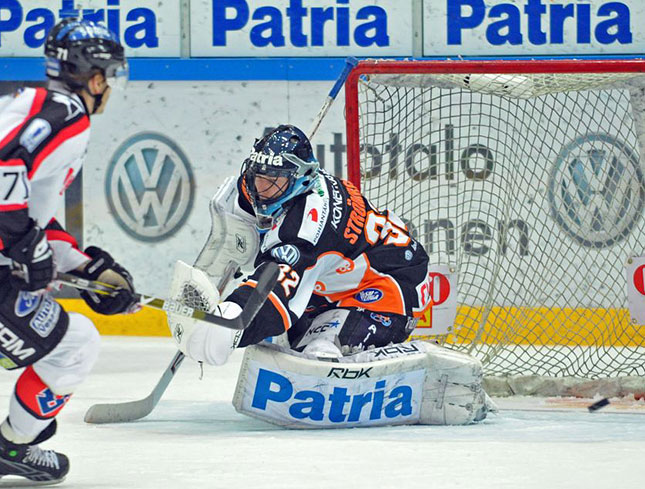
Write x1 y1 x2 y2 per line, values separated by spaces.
242 125 320 232
45 18 128 91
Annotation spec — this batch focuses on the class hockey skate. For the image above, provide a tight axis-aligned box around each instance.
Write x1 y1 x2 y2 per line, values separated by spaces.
0 431 69 486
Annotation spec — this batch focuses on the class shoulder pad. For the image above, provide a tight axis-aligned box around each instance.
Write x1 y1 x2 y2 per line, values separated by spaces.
297 184 329 246
48 91 86 123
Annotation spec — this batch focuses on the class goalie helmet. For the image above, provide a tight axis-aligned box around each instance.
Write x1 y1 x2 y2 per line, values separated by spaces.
45 18 128 91
242 125 320 232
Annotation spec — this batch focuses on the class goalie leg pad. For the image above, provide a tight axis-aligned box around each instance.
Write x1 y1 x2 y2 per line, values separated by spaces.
233 341 496 429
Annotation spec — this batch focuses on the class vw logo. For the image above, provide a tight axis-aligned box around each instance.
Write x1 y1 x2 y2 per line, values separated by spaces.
548 133 644 248
106 133 194 242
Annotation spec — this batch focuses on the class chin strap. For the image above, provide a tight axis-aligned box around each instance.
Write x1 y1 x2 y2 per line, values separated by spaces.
85 80 109 114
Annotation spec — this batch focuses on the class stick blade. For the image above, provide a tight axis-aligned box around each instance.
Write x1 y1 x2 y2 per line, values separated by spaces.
84 351 185 424
84 397 155 424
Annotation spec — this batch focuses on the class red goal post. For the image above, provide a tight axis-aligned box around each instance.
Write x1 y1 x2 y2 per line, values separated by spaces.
344 59 645 396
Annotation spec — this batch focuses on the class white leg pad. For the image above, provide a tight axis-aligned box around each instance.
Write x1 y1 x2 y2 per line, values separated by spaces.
233 340 496 428
417 342 498 425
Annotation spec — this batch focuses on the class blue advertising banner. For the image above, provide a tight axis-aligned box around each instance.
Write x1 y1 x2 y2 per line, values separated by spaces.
0 0 180 56
425 0 645 56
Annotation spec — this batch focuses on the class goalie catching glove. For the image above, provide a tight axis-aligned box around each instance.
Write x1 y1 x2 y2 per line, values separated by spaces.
73 246 139 315
166 260 244 366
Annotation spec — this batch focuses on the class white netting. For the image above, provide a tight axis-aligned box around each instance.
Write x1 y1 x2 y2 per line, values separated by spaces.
352 63 645 382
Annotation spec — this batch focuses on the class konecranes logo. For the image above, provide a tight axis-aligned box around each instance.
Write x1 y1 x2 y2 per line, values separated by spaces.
106 132 194 242
548 133 644 248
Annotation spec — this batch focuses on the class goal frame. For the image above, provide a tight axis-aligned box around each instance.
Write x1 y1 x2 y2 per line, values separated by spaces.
343 58 645 395
345 59 645 188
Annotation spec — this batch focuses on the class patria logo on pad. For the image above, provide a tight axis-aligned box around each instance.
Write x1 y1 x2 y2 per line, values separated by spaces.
250 368 415 424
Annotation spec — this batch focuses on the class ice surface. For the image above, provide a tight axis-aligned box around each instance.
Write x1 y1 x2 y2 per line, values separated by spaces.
1 337 643 489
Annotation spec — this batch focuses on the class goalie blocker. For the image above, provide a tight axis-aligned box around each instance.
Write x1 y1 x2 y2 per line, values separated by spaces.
233 340 497 428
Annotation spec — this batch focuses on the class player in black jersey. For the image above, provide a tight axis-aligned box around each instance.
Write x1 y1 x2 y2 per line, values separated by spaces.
0 19 136 484
174 125 433 366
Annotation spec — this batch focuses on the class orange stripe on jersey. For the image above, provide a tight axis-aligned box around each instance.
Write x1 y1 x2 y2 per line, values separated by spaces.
315 253 407 316
239 279 292 331
0 88 47 151
28 115 89 179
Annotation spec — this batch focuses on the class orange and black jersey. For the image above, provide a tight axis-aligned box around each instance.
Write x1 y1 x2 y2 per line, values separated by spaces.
226 169 432 345
0 87 90 271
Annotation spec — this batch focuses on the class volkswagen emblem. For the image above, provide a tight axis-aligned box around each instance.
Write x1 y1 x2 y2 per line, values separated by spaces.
548 133 644 248
106 133 194 241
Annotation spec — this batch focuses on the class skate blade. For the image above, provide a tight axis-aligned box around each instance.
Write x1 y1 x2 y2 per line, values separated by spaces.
0 475 65 487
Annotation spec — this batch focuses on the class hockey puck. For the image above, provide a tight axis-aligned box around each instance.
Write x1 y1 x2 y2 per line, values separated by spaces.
587 398 610 412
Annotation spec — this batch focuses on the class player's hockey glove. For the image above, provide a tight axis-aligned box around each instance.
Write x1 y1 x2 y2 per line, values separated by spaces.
75 246 139 315
4 222 55 292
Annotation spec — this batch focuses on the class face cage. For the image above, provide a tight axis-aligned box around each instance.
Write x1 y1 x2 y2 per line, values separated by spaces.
105 60 129 90
243 160 298 207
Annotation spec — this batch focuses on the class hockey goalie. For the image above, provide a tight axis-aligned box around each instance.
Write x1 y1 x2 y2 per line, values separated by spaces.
166 124 496 428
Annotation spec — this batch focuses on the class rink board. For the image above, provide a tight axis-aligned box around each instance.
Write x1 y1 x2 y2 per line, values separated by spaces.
63 299 643 347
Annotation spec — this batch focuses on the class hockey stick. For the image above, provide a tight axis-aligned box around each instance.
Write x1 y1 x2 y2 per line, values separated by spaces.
84 349 186 424
308 56 358 139
82 263 278 424
56 264 278 331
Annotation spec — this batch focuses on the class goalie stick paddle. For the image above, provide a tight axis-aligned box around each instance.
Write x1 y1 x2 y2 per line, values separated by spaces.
56 262 279 331
82 263 279 425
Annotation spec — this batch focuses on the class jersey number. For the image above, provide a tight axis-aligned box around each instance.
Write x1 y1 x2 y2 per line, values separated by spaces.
277 264 300 297
364 211 411 247
2 170 29 201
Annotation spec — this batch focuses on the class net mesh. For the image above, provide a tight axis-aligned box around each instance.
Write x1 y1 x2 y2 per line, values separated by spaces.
355 69 645 378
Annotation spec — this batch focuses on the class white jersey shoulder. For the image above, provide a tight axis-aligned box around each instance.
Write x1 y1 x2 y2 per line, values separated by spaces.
297 179 329 246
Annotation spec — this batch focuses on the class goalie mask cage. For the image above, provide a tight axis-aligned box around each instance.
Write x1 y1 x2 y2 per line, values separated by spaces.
345 59 645 396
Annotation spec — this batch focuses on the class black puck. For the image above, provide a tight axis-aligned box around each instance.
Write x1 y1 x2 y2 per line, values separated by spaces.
588 398 610 412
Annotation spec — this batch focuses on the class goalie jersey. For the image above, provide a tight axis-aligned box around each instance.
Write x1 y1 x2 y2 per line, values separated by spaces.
226 169 432 346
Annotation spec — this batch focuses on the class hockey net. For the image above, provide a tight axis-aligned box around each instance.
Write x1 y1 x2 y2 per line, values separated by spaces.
345 60 645 397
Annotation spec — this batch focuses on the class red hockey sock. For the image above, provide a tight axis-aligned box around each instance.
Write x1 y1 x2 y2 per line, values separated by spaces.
14 366 72 419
